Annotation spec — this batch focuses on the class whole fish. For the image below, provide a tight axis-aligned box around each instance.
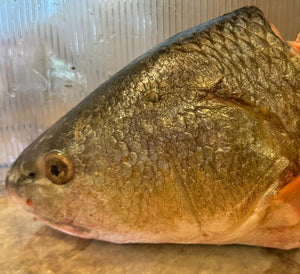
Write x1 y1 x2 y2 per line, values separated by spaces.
5 6 300 249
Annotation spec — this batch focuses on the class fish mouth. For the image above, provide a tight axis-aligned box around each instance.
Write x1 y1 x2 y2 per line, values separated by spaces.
5 171 34 209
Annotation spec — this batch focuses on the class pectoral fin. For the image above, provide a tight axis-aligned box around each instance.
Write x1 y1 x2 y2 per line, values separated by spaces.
276 174 300 218
288 33 300 54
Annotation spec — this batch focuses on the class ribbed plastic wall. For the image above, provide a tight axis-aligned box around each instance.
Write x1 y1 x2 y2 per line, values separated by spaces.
0 0 299 191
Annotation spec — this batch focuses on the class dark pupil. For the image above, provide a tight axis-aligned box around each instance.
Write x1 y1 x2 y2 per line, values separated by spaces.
51 164 61 177
28 172 36 178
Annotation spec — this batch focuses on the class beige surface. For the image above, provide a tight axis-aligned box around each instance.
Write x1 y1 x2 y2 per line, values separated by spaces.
1 196 300 274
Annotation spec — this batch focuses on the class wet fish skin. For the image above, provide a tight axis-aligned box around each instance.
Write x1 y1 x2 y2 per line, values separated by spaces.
5 6 300 248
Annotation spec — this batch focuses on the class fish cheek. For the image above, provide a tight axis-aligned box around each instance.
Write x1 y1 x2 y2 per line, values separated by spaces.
32 180 75 223
30 178 58 204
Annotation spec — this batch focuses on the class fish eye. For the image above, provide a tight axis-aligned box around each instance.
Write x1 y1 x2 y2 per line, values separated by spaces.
28 172 36 179
42 152 74 185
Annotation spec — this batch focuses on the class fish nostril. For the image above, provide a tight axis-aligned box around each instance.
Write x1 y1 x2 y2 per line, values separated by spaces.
17 175 26 185
6 171 37 187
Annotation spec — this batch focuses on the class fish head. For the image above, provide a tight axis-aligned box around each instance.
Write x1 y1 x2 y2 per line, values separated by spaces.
5 113 101 239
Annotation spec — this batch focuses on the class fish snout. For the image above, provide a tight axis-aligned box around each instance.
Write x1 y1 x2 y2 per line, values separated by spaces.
5 159 37 200
5 168 15 197
5 165 22 201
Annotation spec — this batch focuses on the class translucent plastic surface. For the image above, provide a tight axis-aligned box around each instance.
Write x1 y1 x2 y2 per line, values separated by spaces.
1 0 300 189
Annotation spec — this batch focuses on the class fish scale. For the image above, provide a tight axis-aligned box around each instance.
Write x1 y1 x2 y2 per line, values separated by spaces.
5 6 300 248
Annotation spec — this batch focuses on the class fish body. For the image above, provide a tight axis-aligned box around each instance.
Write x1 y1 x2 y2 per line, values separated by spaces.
5 6 300 249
